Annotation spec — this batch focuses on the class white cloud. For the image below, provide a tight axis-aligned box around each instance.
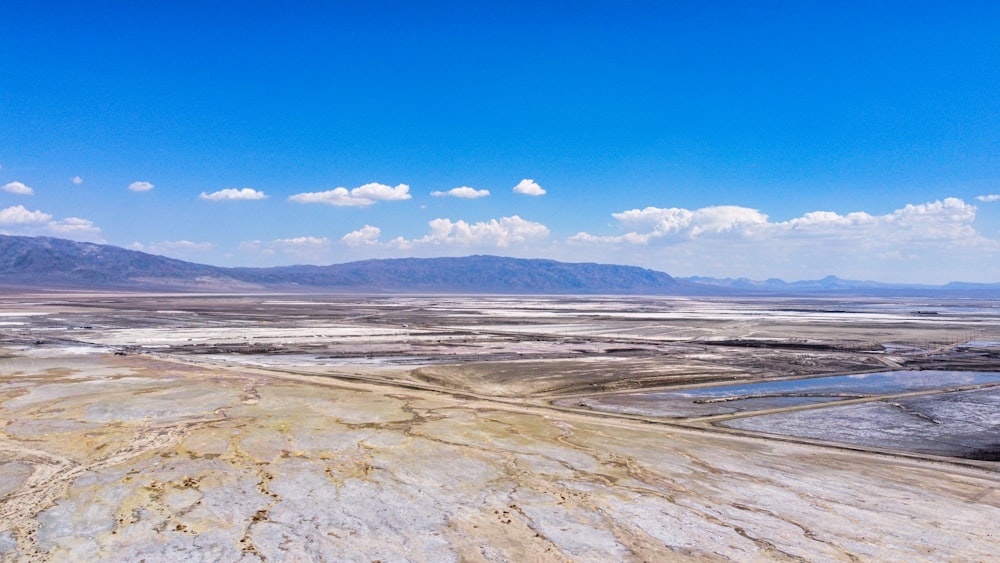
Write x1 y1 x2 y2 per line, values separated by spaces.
288 187 360 206
580 205 771 244
48 217 101 236
240 236 333 260
352 182 411 201
513 178 545 196
976 194 1000 202
131 240 214 259
2 181 34 195
128 181 154 192
159 240 214 252
289 183 411 207
0 205 51 224
71 176 84 185
342 225 382 246
389 215 550 249
199 188 268 201
431 186 490 199
131 240 213 252
336 216 550 252
0 205 102 242
273 236 330 247
877 197 977 240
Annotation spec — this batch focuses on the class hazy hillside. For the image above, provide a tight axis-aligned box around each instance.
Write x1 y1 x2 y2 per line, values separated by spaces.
4 234 996 296
0 235 700 294
0 235 242 289
229 255 698 294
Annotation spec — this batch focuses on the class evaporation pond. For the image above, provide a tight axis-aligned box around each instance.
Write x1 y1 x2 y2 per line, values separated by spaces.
721 386 1000 461
561 370 1000 418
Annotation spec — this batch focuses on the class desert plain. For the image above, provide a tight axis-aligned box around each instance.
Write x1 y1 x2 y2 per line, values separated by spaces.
1 293 999 561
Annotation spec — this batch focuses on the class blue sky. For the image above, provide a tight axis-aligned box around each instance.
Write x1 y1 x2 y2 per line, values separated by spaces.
2 1 999 283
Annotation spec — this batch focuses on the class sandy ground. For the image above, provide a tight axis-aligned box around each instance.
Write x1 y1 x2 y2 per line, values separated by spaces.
1 294 999 561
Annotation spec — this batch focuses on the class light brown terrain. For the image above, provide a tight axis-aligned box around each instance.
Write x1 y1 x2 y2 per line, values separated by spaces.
1 293 998 561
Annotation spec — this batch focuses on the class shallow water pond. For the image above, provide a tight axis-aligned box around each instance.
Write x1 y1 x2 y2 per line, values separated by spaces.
722 386 1000 460
562 370 1000 418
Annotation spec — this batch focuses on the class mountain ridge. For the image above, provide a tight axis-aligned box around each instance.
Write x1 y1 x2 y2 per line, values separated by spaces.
0 235 705 294
2 234 998 296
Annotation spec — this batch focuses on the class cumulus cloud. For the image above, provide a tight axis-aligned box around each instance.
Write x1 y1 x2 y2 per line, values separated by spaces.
289 188 360 206
128 181 154 192
2 181 34 195
342 225 382 246
240 236 333 261
977 194 1000 202
289 183 411 207
387 215 550 250
877 198 978 240
199 188 268 201
513 178 545 196
0 205 51 224
71 176 84 185
0 205 102 241
576 205 771 244
130 240 214 258
337 216 550 252
353 183 411 201
159 240 214 252
48 217 101 236
273 236 330 247
430 186 490 199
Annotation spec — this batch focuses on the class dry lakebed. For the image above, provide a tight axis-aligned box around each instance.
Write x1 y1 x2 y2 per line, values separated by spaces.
1 293 999 561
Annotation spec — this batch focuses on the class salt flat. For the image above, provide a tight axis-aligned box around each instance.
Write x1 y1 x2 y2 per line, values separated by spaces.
1 294 998 561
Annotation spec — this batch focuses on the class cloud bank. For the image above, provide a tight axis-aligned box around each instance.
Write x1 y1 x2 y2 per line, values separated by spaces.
568 197 994 283
571 198 979 246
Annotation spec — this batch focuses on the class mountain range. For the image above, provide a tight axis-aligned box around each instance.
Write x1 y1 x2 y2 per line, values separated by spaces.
0 235 698 294
1 234 998 296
